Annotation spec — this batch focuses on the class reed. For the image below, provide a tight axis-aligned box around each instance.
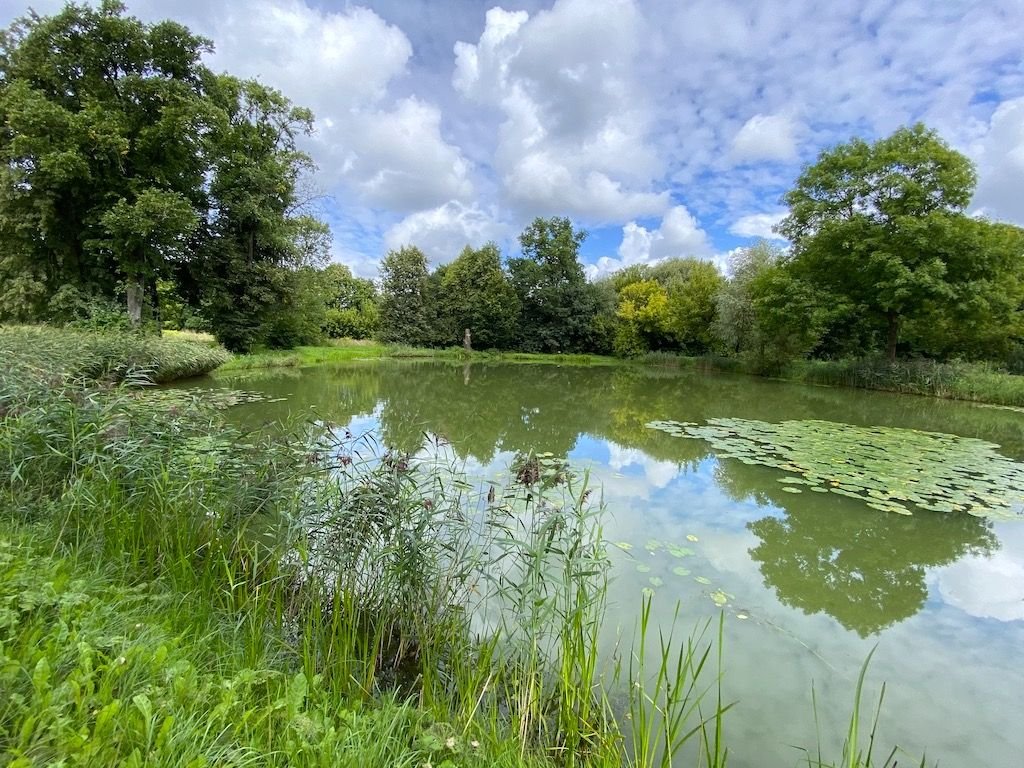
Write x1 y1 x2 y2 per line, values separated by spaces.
0 328 925 767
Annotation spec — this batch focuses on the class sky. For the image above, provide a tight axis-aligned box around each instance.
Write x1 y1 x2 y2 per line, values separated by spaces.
2 0 1023 278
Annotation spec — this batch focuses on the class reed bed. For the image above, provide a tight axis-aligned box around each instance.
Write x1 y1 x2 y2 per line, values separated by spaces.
0 328 922 767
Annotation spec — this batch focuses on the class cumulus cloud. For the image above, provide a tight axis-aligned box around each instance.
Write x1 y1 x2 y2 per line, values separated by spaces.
453 0 666 223
5 0 1024 272
587 205 715 279
970 97 1024 225
730 113 800 163
729 211 788 240
383 201 510 265
930 526 1024 622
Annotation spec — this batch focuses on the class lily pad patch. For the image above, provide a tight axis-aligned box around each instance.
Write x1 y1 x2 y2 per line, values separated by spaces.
646 417 1024 521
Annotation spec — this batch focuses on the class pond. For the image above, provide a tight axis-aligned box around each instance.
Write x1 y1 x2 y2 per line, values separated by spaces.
192 360 1024 767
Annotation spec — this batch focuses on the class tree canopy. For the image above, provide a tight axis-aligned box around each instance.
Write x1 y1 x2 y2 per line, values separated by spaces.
778 124 981 361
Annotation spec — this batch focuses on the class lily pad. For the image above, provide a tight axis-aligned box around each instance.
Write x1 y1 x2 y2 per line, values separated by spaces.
649 576 664 587
646 417 1024 521
671 566 691 577
694 576 712 585
636 564 651 573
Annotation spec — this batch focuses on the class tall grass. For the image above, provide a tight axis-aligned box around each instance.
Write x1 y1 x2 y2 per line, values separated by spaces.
792 356 1024 406
0 325 229 384
0 329 924 767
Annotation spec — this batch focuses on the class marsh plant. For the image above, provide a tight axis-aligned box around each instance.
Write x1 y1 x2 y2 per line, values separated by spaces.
0 327 923 767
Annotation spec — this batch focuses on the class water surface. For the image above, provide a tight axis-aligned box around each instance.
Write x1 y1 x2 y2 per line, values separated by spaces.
194 361 1024 767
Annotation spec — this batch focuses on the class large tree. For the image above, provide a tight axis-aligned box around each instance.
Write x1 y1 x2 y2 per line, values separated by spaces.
439 243 519 349
778 124 979 361
377 245 433 346
509 216 598 353
0 0 214 324
195 75 320 351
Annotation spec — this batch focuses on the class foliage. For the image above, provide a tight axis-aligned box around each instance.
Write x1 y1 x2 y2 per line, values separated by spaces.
779 124 980 361
320 264 379 339
510 217 600 353
0 2 326 351
439 243 520 349
614 279 672 356
0 0 212 324
0 325 228 385
377 246 434 346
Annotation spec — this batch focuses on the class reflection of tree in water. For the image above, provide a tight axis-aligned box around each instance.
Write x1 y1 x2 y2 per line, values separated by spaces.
225 361 1009 637
717 461 999 636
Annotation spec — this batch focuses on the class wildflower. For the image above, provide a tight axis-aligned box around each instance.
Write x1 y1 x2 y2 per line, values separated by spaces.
471 740 480 749
445 736 456 750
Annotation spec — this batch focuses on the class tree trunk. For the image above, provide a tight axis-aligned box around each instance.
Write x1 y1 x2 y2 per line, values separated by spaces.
886 312 900 363
126 276 145 328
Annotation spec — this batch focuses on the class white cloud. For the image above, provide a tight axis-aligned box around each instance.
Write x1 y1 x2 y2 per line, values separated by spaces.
588 205 715 278
606 443 680 488
970 97 1024 225
136 0 475 213
383 201 510 266
730 113 800 163
453 0 665 223
729 211 788 240
342 98 473 211
930 526 1024 622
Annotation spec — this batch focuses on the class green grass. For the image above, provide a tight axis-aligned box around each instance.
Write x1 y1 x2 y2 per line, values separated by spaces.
216 341 620 373
0 325 229 384
636 350 1024 407
0 328 928 767
789 357 1024 407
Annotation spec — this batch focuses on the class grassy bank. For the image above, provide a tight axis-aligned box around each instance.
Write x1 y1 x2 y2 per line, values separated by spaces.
215 340 620 374
638 352 1024 408
0 327 726 767
0 326 922 766
219 339 1024 408
1 325 229 384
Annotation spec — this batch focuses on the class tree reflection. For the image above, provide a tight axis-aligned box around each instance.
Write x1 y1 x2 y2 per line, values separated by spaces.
740 478 998 636
216 359 1010 635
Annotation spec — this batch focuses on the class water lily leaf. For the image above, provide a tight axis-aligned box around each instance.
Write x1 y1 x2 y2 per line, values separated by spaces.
694 576 712 585
645 416 1024 521
636 564 651 573
613 541 633 551
649 576 664 587
671 566 691 577
686 534 699 542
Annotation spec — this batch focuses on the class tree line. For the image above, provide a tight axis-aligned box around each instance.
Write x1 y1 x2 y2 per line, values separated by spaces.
2 3 1022 367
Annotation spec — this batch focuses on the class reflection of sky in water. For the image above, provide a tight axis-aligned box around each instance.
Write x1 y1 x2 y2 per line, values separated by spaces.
230 384 1024 768
929 524 1024 622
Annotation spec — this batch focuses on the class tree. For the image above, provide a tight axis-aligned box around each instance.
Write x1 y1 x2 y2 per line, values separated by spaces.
613 279 671 356
321 263 379 339
713 242 781 355
378 246 432 345
509 217 599 352
904 219 1024 361
195 76 321 352
439 243 520 349
659 259 724 353
778 124 978 361
0 1 214 324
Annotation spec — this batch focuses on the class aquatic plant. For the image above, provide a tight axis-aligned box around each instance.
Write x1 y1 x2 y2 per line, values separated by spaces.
647 418 1024 520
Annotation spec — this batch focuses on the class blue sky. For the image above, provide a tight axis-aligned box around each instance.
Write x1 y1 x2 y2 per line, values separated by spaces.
2 0 1022 277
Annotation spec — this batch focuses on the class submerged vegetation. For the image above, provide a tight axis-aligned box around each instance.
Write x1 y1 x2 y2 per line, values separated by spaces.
0 328 930 766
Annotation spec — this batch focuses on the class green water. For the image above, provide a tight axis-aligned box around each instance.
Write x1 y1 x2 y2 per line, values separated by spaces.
195 361 1024 767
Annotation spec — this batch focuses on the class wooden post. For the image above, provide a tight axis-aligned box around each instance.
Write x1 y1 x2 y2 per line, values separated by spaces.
463 327 472 353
